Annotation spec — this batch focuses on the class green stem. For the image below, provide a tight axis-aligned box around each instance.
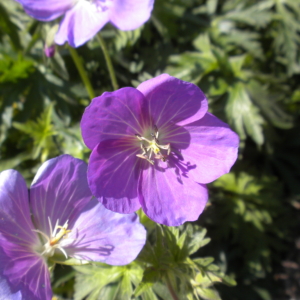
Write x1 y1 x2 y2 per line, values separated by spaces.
68 45 95 99
96 33 118 91
166 276 180 300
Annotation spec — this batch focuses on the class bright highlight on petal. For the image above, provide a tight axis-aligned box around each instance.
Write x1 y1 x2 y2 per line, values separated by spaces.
18 0 155 47
55 0 110 47
81 74 240 226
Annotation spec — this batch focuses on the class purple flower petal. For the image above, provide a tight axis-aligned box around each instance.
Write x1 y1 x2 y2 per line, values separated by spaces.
88 139 141 214
110 0 154 30
65 199 146 264
55 0 110 47
181 113 240 184
30 155 92 237
81 87 148 150
2 242 51 300
137 74 208 129
0 170 38 248
16 0 74 21
0 247 22 300
138 158 208 226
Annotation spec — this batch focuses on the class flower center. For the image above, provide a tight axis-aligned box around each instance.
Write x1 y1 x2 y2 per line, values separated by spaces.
135 125 171 165
33 218 72 259
88 0 113 11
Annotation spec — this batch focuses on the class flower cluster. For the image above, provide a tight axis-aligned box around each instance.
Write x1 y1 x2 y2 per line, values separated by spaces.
81 74 239 226
3 0 242 299
17 0 155 47
0 155 146 299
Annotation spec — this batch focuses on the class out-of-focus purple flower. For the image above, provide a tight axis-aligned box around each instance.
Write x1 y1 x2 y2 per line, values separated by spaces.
80 74 239 226
16 0 155 47
0 154 146 300
44 44 55 57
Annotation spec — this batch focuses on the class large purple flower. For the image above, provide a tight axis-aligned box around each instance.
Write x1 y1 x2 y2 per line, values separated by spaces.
0 154 146 300
16 0 154 47
81 74 239 226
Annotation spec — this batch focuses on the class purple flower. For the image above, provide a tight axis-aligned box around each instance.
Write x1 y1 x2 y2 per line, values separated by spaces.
17 0 155 47
0 154 146 300
80 74 239 226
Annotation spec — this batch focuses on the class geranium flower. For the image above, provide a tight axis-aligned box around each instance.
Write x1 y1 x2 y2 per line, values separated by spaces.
0 154 146 300
81 74 239 226
16 0 155 47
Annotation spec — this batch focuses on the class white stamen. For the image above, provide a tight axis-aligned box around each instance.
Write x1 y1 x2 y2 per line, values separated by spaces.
135 126 171 164
32 218 72 259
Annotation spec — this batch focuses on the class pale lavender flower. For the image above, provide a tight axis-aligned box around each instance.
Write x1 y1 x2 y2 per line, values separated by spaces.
81 74 240 226
44 44 55 57
0 154 146 300
16 0 155 47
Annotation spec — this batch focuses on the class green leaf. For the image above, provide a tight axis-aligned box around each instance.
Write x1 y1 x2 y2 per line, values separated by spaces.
119 271 133 300
226 82 264 145
12 103 57 161
221 3 272 27
196 287 221 300
206 0 218 15
187 226 210 255
247 80 294 129
74 262 143 300
165 33 218 83
50 51 70 81
221 275 237 287
0 3 22 51
140 288 159 300
0 55 34 83
229 55 246 78
193 257 215 268
193 33 212 54
272 0 300 75
134 269 158 297
219 29 263 58
114 27 143 51
194 271 221 288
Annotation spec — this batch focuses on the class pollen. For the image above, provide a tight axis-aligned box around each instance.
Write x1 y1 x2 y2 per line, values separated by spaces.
135 125 171 165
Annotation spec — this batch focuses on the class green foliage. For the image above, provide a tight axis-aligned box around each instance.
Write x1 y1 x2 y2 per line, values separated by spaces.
74 262 143 300
114 27 144 52
203 171 292 281
13 103 57 161
73 223 235 300
0 2 22 51
0 55 34 83
226 82 264 145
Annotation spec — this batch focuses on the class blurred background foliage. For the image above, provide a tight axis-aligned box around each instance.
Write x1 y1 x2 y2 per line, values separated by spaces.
1 0 300 299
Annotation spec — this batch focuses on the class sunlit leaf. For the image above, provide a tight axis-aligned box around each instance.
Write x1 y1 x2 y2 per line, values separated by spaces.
226 82 264 144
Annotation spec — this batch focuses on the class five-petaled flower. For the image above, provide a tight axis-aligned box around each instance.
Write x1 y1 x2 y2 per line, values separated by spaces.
0 154 146 300
16 0 155 47
81 74 239 226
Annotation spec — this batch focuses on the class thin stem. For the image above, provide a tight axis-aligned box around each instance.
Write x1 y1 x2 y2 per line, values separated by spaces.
68 45 95 99
166 275 180 300
96 33 118 91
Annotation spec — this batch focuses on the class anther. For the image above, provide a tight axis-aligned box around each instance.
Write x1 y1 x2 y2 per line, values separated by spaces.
135 126 171 165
